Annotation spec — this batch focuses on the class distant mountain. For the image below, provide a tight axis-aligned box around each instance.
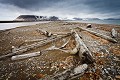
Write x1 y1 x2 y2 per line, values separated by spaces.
104 18 120 20
73 17 82 20
14 15 59 21
82 18 101 20
14 15 38 21
49 16 59 21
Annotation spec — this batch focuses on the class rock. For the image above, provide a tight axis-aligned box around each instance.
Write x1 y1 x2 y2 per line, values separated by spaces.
73 64 88 75
86 24 92 28
116 75 120 79
111 28 117 38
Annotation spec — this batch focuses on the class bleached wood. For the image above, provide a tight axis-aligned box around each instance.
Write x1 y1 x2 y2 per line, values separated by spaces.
71 29 94 63
78 27 117 43
11 52 40 60
0 34 71 60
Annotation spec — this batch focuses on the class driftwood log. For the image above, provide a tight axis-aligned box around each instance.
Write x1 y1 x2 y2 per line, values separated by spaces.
0 33 71 60
78 27 117 43
71 29 94 63
40 64 88 80
11 38 70 60
11 51 41 60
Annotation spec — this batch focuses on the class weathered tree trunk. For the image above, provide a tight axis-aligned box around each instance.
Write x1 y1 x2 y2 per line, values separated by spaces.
40 64 88 80
0 33 71 60
78 27 117 43
111 28 117 38
11 52 41 60
71 29 94 63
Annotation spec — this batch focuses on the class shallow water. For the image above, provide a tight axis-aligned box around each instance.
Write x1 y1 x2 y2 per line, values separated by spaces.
0 21 50 30
68 20 120 25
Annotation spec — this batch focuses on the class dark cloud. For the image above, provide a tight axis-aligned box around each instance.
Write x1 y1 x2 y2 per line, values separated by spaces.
0 0 62 10
0 0 120 19
83 0 120 13
1 0 120 12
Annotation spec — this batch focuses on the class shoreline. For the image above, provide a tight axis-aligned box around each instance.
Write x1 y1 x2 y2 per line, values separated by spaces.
0 21 34 23
0 20 51 23
0 21 50 31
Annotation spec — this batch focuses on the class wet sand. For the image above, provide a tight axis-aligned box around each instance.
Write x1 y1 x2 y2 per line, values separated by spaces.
0 21 120 80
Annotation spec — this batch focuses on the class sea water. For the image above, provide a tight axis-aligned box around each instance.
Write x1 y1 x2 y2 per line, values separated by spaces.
0 21 50 30
68 20 120 25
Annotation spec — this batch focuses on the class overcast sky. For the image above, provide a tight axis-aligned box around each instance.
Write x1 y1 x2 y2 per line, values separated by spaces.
0 0 120 20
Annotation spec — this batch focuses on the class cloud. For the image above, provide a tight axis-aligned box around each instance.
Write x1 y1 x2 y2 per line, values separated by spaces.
0 0 62 10
0 3 33 20
0 0 120 20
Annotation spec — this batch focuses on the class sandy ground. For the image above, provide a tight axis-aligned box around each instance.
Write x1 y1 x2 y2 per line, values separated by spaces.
0 21 120 80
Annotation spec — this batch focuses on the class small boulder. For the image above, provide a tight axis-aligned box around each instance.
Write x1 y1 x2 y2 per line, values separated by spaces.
86 24 92 28
111 28 117 38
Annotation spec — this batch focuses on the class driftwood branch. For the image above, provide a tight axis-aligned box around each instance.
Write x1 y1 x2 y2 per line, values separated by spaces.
41 64 88 80
41 38 70 53
59 38 70 49
78 27 117 43
0 33 71 60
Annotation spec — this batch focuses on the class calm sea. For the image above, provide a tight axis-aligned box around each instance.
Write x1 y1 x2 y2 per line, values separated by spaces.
0 21 50 30
68 20 120 25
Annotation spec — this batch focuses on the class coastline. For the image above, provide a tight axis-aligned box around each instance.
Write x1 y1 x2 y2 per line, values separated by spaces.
0 21 50 30
0 20 50 23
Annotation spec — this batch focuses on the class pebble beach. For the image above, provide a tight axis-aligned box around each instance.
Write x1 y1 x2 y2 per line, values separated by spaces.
0 21 120 80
